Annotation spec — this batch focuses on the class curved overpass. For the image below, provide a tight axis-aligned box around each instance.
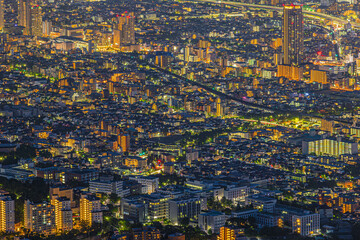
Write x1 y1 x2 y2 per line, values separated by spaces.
196 0 358 28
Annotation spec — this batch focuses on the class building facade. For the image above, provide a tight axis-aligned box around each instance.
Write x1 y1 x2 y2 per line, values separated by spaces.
24 200 56 235
0 0 4 31
168 196 201 225
18 0 31 35
89 180 123 196
283 4 304 66
302 137 358 156
198 210 226 233
292 213 320 236
0 195 15 232
51 197 73 232
80 195 103 226
30 5 42 37
129 176 159 194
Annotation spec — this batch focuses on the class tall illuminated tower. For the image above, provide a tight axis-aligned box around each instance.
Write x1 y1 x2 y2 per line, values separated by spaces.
216 98 223 117
30 5 42 37
283 4 304 65
0 196 15 232
0 0 4 31
18 0 31 35
113 12 135 47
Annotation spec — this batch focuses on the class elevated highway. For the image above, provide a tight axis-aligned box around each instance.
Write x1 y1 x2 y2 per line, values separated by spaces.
194 0 358 28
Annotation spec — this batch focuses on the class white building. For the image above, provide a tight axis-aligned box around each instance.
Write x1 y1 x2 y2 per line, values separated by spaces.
292 213 320 236
277 205 320 237
129 176 159 194
89 180 124 196
245 195 277 213
168 196 201 225
224 185 250 203
198 210 226 233
256 212 282 228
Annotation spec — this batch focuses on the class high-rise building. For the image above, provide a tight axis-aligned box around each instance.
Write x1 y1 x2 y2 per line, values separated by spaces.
18 1 42 36
310 69 328 84
184 46 190 62
51 197 73 232
113 12 135 47
0 0 4 31
18 0 31 35
42 20 52 37
216 98 223 117
0 195 15 232
113 29 121 48
30 5 42 37
118 134 130 152
24 200 56 235
283 4 304 66
80 194 103 226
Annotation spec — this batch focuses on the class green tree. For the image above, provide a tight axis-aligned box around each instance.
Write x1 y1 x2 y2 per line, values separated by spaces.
79 220 90 233
179 217 190 227
118 220 131 231
109 193 121 205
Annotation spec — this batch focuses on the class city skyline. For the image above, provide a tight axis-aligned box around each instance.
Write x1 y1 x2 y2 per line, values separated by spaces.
0 0 359 239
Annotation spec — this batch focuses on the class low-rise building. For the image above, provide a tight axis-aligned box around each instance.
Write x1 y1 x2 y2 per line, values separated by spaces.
245 195 277 213
224 185 249 203
198 210 226 233
89 180 124 196
168 195 201 225
121 197 146 223
129 176 159 194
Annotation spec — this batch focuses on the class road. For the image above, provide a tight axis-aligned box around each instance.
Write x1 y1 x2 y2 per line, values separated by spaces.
240 118 313 130
193 0 358 28
142 58 354 127
109 52 352 126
